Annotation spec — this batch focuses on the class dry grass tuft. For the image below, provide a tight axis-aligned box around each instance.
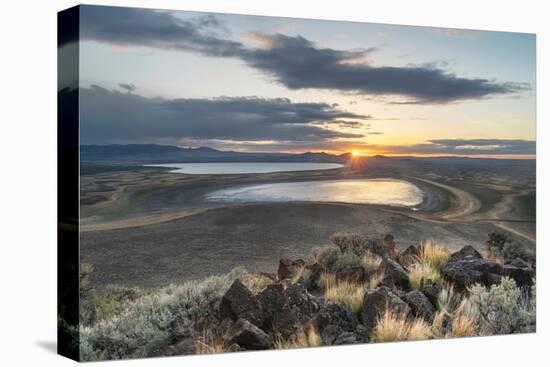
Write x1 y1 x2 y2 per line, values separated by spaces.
273 325 322 349
321 273 365 314
367 271 385 290
408 262 441 289
241 273 274 294
371 309 432 342
291 264 306 284
362 250 382 273
195 330 236 355
450 314 477 338
420 240 451 270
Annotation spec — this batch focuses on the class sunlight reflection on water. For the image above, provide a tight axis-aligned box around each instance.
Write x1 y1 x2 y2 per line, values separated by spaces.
207 178 423 207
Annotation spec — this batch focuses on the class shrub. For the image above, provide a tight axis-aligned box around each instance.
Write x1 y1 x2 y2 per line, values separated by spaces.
311 245 340 269
330 232 365 255
333 251 363 272
469 277 535 335
80 267 250 361
502 241 536 265
371 309 432 342
486 231 509 257
273 325 322 349
321 273 365 314
80 285 152 326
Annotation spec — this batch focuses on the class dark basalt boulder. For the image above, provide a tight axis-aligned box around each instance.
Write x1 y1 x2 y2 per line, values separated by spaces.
505 258 530 268
448 245 483 263
379 258 410 290
333 331 358 345
257 282 320 338
420 283 442 308
402 290 436 322
503 265 535 288
398 245 421 270
336 266 366 284
321 324 345 345
271 305 302 339
220 279 263 326
361 286 411 330
313 302 359 334
441 256 503 290
278 258 305 281
257 284 286 324
285 283 321 317
224 319 272 350
365 238 388 258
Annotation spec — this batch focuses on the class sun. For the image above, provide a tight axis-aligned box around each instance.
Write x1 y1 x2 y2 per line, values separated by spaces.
352 150 361 157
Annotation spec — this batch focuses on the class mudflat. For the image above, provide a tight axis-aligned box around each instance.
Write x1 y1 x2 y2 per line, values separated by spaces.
80 157 536 288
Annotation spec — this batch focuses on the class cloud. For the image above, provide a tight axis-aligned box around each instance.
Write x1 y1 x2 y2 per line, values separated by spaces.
67 6 529 104
76 85 367 145
118 83 137 93
363 139 536 155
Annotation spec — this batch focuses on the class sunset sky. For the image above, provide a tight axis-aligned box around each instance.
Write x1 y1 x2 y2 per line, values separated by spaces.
65 5 536 158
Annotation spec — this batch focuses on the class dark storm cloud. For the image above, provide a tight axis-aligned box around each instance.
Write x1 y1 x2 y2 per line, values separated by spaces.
78 86 367 144
68 7 529 104
238 34 528 103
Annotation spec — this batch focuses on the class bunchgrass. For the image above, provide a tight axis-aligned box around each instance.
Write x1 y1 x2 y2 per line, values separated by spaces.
321 272 365 314
408 262 441 289
420 240 451 270
273 325 322 349
371 309 432 342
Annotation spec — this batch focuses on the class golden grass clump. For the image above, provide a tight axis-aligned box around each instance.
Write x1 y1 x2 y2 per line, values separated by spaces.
408 262 441 289
371 309 432 342
321 273 365 314
273 325 322 349
291 264 306 284
420 240 451 270
241 273 274 294
450 314 477 338
367 271 385 290
195 330 236 355
361 250 382 273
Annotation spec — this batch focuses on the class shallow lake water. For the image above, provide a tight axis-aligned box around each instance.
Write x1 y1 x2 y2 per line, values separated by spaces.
207 178 423 207
145 162 344 174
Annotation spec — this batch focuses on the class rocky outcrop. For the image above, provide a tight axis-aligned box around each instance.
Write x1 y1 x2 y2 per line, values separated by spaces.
379 258 410 290
361 286 410 330
402 290 435 322
441 247 503 290
219 279 263 326
503 264 535 288
420 283 442 308
224 319 272 350
398 245 420 270
277 258 305 281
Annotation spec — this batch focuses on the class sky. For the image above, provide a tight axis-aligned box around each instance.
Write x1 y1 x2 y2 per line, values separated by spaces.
64 5 536 158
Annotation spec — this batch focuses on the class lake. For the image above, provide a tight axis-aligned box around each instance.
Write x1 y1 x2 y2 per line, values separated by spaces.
145 162 344 174
206 178 423 207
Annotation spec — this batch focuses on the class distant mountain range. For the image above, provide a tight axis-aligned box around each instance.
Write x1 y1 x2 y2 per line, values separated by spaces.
80 144 349 163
